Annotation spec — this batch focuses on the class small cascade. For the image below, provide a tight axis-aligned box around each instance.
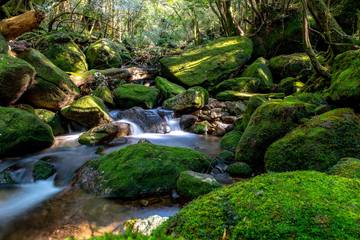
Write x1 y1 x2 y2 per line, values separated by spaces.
115 119 144 135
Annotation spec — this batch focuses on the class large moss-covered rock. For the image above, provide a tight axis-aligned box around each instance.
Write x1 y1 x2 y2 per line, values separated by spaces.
236 100 315 168
241 57 273 87
85 39 130 69
78 143 212 198
0 54 35 105
227 162 252 177
155 76 185 99
328 158 360 179
269 53 312 82
61 95 111 128
265 108 360 172
176 171 221 200
160 37 253 87
0 107 54 157
18 49 79 110
220 130 243 152
163 87 208 113
113 84 160 109
38 33 88 73
92 85 115 107
213 77 272 94
326 49 360 105
34 109 66 136
277 77 304 95
156 171 360 240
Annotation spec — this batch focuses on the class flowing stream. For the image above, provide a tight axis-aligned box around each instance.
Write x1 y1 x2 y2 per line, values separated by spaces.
0 108 221 239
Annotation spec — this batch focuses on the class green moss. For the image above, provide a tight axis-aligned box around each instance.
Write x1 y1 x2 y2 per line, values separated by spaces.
241 57 273 89
212 76 272 95
0 107 54 157
216 91 284 101
41 37 88 73
86 39 130 69
113 84 160 109
193 121 209 134
0 54 35 105
0 170 15 184
155 76 185 99
328 158 360 179
277 77 304 95
34 109 66 136
80 143 212 198
163 87 208 113
265 108 360 172
160 37 253 87
17 49 79 110
236 100 316 168
61 95 111 128
326 49 360 104
176 171 221 200
156 171 360 240
220 130 243 152
227 162 252 177
33 161 56 181
269 53 312 82
90 232 178 240
92 85 115 107
0 34 8 53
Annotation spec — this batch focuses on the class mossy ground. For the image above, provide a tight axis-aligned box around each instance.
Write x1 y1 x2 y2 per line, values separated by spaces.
156 171 360 240
160 36 253 87
265 108 360 172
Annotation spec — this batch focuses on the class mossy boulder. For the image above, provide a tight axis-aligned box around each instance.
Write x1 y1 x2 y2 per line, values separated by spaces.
34 109 66 136
216 91 284 101
39 34 88 73
240 57 273 87
236 100 316 168
227 162 252 177
277 77 304 95
0 54 35 105
220 130 243 152
326 49 360 105
92 85 115 107
176 171 221 200
0 107 54 158
33 161 56 181
328 158 360 179
163 87 208 113
85 39 130 69
79 123 119 145
213 77 272 95
269 53 312 82
61 95 111 128
160 37 253 87
17 49 79 110
156 171 360 239
155 76 185 99
113 84 160 109
78 143 212 198
265 108 360 172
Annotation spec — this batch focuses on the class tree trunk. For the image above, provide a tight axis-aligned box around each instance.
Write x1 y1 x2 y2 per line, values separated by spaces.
0 10 44 40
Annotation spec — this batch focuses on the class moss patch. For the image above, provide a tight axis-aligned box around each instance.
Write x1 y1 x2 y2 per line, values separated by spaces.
328 158 360 179
241 57 273 88
34 109 66 136
265 108 360 172
113 84 160 109
78 143 212 198
156 171 360 239
155 76 185 100
0 107 54 157
160 37 253 87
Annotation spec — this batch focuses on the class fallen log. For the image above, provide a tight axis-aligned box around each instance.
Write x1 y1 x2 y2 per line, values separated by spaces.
0 10 45 40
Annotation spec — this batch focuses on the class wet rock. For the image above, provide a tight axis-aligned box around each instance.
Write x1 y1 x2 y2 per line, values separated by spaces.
160 37 253 87
34 109 66 136
117 107 169 133
113 84 160 109
33 161 56 181
176 171 221 200
78 123 122 145
0 54 35 105
61 95 111 128
0 170 15 184
0 107 54 158
17 49 79 110
180 115 198 130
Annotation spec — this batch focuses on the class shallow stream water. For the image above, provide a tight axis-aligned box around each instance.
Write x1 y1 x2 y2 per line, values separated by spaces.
0 109 221 239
